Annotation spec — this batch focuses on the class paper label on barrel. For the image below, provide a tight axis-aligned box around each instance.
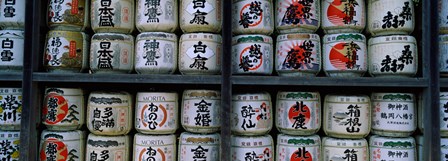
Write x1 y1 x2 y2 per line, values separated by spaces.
0 93 22 126
0 0 25 27
232 101 271 133
371 148 415 161
48 0 85 26
136 0 175 26
45 32 84 68
88 106 129 134
136 102 176 131
372 101 415 131
87 147 126 161
370 41 416 75
180 39 220 73
441 147 448 161
233 42 272 73
40 138 82 161
276 39 320 72
324 40 366 71
369 0 414 31
277 100 319 132
91 40 133 71
92 0 134 30
135 145 175 161
325 102 370 135
440 97 448 131
183 99 220 128
232 147 273 161
135 39 175 72
324 147 367 161
184 0 215 25
180 145 219 161
0 36 24 66
277 145 319 161
0 133 20 161
322 0 364 27
276 0 319 29
43 92 83 126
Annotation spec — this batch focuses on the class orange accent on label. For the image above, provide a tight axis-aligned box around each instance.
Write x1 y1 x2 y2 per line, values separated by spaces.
123 7 129 23
69 41 77 58
122 49 129 65
119 109 126 128
115 151 124 161
71 0 79 14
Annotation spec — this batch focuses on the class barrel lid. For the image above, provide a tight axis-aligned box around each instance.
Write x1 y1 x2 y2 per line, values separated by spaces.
0 88 22 95
92 33 134 41
276 33 320 42
180 132 220 145
0 131 20 139
183 90 220 99
369 135 415 148
45 87 83 96
136 32 177 42
277 134 320 146
277 91 320 101
322 137 368 147
441 92 448 100
232 92 271 101
134 133 176 146
87 133 130 147
232 34 273 45
325 94 370 103
41 130 86 141
369 35 416 45
371 93 414 102
0 30 24 38
88 91 132 106
231 135 273 147
180 33 222 42
323 33 365 43
137 92 178 102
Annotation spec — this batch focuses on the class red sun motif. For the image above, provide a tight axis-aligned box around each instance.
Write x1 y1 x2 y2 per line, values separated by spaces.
40 139 68 161
279 0 306 22
329 42 358 70
290 150 313 161
326 0 357 25
288 104 311 125
43 93 68 124
240 46 263 71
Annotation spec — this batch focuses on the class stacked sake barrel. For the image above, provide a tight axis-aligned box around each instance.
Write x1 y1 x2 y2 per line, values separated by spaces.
274 0 321 76
231 92 274 160
370 93 417 161
40 88 86 161
275 92 321 161
133 92 178 161
0 1 25 72
178 90 221 161
441 0 448 77
44 0 89 73
177 0 223 75
0 88 22 161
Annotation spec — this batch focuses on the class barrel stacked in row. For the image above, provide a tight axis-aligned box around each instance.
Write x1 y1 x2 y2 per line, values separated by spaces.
230 92 418 161
38 88 222 161
0 1 25 72
0 88 22 161
43 0 223 75
440 0 448 76
231 0 418 77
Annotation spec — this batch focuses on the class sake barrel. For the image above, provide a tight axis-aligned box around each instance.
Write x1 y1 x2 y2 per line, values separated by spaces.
232 92 273 135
